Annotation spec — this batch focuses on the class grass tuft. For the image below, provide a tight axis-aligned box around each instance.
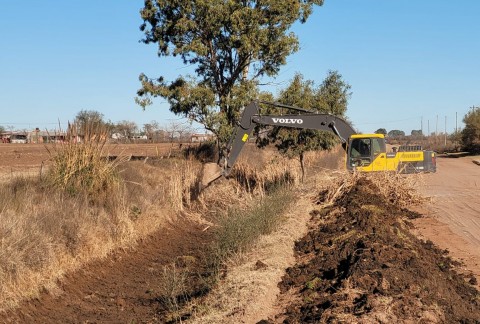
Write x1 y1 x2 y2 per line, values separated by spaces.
44 122 126 199
204 187 294 284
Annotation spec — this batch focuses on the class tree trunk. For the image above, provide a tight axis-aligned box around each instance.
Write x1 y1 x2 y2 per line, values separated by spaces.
300 152 305 183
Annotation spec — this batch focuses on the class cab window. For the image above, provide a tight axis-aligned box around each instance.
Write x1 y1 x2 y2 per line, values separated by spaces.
371 138 385 156
350 138 371 158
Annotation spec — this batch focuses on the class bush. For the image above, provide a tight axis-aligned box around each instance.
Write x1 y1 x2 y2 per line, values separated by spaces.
45 123 126 199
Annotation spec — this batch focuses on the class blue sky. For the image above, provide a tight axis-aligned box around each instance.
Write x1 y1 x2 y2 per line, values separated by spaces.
0 1 478 134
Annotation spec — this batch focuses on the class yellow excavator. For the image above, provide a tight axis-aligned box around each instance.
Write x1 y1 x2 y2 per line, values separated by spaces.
202 101 436 186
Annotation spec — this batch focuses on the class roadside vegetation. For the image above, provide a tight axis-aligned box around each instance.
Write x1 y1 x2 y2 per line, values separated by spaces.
2 130 478 322
0 124 318 314
0 123 205 312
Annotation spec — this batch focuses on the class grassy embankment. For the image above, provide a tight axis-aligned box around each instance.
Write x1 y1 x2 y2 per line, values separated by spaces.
0 125 204 312
0 126 331 314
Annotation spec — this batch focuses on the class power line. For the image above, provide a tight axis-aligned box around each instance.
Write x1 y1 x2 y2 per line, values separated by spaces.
355 116 421 126
0 122 59 125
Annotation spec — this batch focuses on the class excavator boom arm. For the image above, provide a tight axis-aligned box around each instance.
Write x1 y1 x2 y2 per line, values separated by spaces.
223 101 356 175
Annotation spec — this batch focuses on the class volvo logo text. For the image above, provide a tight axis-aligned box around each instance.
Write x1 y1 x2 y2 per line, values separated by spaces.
272 118 304 124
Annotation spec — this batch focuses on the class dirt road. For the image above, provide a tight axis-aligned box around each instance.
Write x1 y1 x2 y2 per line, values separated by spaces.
414 155 480 282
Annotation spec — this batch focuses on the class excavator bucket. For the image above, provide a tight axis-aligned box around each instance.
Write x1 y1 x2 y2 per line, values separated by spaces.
200 162 224 189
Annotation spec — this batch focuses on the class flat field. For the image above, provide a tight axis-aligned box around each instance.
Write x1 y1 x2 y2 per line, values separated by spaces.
0 142 187 180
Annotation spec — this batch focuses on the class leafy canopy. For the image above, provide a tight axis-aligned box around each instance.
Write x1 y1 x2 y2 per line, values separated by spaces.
461 107 480 151
410 129 423 137
136 0 323 144
258 71 351 178
387 129 405 137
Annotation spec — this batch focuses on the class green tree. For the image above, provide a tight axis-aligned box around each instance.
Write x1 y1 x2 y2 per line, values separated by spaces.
461 107 480 151
0 125 5 134
259 71 351 180
316 70 352 115
74 110 106 134
375 128 387 135
388 129 405 138
411 129 423 137
136 0 323 147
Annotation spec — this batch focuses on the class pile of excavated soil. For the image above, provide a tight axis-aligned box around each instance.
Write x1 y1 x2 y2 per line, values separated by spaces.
273 178 480 323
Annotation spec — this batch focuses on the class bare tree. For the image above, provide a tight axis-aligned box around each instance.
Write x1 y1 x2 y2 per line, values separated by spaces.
143 121 159 142
115 120 138 142
165 120 195 143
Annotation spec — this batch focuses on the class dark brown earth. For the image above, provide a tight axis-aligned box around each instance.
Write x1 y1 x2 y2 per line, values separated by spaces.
273 178 480 323
2 217 212 324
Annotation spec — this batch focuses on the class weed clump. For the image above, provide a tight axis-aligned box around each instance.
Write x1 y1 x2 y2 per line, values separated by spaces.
193 186 295 298
45 123 125 199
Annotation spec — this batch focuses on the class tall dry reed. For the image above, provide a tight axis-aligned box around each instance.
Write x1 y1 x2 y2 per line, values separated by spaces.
44 122 126 198
167 157 202 211
0 126 204 312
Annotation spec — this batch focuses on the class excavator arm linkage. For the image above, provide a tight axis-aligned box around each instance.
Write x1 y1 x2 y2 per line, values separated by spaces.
223 101 356 176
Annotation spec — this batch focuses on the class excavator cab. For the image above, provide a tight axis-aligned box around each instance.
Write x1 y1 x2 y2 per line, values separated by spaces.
346 134 387 171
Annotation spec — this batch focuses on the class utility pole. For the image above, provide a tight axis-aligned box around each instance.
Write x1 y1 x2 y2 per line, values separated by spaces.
421 116 423 135
444 116 447 147
436 115 438 137
427 120 430 137
455 112 458 134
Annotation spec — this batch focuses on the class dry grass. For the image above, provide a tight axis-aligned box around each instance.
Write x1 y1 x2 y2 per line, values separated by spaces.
365 171 428 207
167 157 202 211
157 262 190 317
0 130 205 312
187 189 314 324
44 123 126 198
228 144 337 196
316 170 427 208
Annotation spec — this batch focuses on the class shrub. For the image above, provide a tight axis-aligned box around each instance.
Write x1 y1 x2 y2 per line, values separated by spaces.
45 122 126 199
205 187 294 282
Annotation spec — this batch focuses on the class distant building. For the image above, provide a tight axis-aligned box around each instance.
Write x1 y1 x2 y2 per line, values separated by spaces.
0 131 28 143
190 133 214 143
27 128 67 143
11 133 28 144
1 132 11 143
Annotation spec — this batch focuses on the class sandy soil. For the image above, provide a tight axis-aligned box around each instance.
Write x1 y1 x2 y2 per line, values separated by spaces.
413 155 480 284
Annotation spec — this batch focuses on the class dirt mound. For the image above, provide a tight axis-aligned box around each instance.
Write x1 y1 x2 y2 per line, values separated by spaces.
275 178 480 323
